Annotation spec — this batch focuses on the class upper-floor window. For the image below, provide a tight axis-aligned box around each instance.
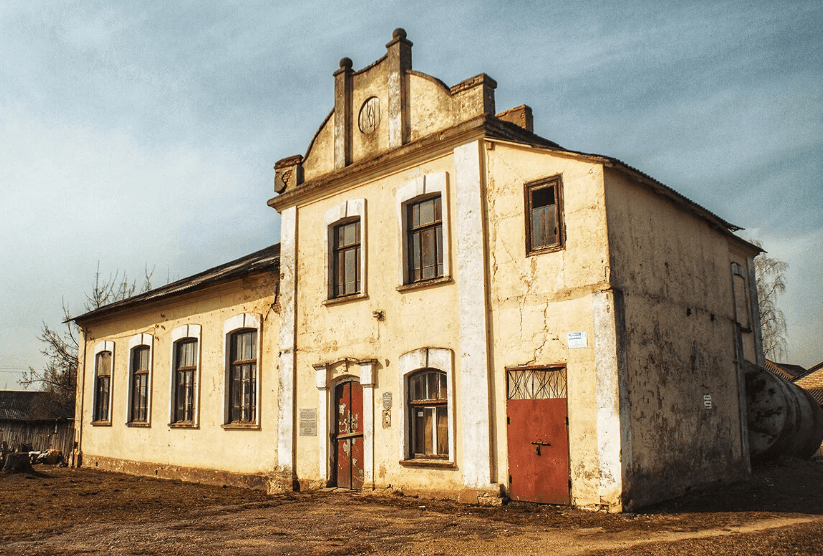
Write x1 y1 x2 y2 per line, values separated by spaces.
407 195 443 283
525 176 564 254
731 262 751 331
93 349 112 423
333 219 361 297
129 346 150 422
325 199 367 302
396 173 451 289
174 339 197 423
229 329 257 424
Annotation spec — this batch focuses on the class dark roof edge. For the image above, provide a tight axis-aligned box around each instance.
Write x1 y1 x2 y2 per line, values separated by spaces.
71 244 280 324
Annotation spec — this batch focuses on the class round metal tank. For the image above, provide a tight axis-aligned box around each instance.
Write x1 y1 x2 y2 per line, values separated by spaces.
746 367 823 462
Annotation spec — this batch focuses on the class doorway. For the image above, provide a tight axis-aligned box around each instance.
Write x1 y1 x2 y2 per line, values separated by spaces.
506 367 570 504
334 379 364 489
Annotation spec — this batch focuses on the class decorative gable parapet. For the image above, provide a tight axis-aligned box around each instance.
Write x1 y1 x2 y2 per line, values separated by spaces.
274 154 304 194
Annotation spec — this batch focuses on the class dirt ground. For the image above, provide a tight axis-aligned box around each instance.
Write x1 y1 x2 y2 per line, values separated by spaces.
2 458 823 555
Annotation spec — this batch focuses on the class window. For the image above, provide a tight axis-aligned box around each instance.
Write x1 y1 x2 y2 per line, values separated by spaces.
525 176 563 254
396 173 451 288
93 350 112 422
333 219 361 297
731 262 751 331
408 369 448 458
129 347 150 422
324 199 367 302
126 333 153 426
229 329 257 424
174 339 197 423
407 196 443 283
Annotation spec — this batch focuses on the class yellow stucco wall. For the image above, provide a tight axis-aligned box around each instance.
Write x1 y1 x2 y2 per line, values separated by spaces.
603 167 749 507
485 143 611 507
76 274 280 477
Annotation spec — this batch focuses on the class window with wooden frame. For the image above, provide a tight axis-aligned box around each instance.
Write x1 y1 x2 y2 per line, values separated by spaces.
525 176 564 254
731 262 752 331
333 219 361 297
129 346 150 423
228 329 257 424
173 339 197 424
407 195 443 283
93 350 112 422
408 369 448 458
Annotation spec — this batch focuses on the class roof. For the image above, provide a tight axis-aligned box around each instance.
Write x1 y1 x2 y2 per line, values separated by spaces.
765 359 808 381
73 244 280 323
794 367 823 390
0 391 65 421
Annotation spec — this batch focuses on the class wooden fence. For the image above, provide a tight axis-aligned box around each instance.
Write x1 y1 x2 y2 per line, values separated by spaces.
0 419 74 455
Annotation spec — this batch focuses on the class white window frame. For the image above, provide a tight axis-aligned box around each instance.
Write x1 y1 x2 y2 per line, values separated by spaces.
126 333 154 426
169 324 202 427
324 198 367 302
222 313 262 427
398 347 455 463
92 340 115 424
396 172 451 287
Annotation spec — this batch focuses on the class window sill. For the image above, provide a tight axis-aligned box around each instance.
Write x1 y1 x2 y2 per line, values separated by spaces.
399 459 456 469
527 244 564 257
169 422 199 430
396 276 453 293
323 292 368 307
221 423 261 431
125 422 150 428
90 420 111 427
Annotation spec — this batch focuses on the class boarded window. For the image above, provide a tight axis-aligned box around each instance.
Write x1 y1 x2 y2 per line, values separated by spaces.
507 368 567 400
731 263 751 330
229 329 257 424
174 339 197 423
333 219 361 297
525 177 563 254
130 346 150 422
408 196 443 283
94 351 112 422
408 369 448 457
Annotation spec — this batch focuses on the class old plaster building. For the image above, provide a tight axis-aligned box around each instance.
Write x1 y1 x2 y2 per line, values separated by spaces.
72 30 765 511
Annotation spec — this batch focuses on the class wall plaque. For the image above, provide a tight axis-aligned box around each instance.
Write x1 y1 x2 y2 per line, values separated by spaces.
382 391 393 410
358 97 381 134
299 408 317 436
567 332 587 349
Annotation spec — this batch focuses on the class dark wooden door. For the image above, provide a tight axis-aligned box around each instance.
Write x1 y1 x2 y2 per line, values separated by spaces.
506 368 570 504
334 380 364 490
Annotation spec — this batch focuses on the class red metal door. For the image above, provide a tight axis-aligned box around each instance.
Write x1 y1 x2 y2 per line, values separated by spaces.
507 368 570 504
334 380 364 490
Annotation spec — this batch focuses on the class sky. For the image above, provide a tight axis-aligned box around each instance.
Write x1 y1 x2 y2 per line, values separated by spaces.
1 0 821 389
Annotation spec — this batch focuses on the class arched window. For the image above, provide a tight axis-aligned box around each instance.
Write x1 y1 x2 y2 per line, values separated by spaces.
408 369 448 458
228 329 257 424
173 339 197 423
93 350 112 422
129 346 150 422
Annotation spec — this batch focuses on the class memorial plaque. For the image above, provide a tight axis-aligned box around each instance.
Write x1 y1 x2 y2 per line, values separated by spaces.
382 391 393 410
299 408 317 436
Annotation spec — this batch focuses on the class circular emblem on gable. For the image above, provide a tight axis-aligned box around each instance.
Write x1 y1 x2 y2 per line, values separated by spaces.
358 97 381 134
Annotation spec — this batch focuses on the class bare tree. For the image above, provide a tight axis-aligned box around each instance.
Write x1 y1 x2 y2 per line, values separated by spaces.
21 265 153 416
751 240 789 361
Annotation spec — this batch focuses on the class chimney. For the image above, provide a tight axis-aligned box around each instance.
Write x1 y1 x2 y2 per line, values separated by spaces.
495 105 533 133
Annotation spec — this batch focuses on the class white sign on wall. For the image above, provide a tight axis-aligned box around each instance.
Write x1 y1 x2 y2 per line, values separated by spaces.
567 332 587 349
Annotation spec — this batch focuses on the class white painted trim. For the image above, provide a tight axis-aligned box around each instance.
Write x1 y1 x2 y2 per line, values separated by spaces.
397 347 455 463
592 291 631 510
126 333 154 425
277 206 297 476
168 324 202 426
92 341 115 422
324 198 367 299
361 360 375 486
222 313 262 425
395 172 451 286
454 141 493 488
